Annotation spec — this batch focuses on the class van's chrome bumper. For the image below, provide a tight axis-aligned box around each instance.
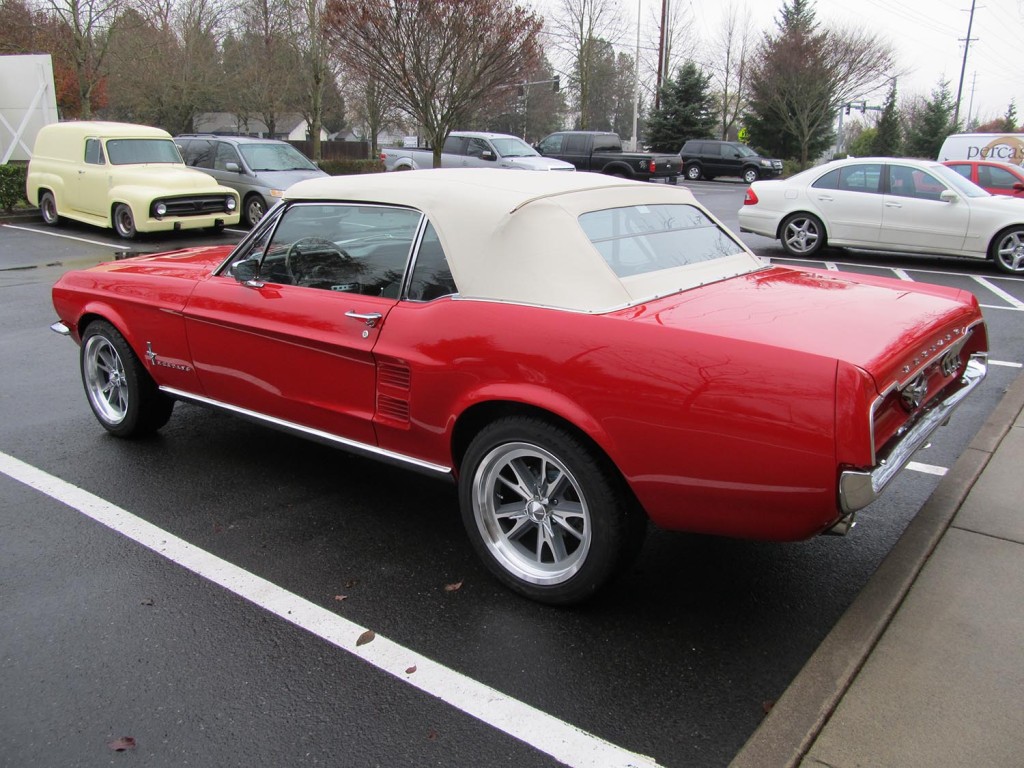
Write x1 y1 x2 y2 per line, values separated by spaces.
838 355 987 514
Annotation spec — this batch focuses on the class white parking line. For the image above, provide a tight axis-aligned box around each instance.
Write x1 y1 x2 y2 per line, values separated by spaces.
0 450 661 768
972 275 1024 309
906 461 948 477
1 223 117 248
990 359 1024 368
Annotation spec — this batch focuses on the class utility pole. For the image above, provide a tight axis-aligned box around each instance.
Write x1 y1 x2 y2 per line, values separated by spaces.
630 0 640 151
953 0 977 127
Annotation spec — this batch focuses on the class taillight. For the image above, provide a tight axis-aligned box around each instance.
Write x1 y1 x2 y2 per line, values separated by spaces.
649 160 657 173
743 187 759 205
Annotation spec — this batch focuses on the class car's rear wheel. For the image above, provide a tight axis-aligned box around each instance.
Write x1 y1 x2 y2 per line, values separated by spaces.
780 212 826 257
459 417 645 605
990 226 1024 273
80 320 174 437
112 204 137 239
40 191 59 225
685 164 702 181
243 194 266 228
743 167 759 184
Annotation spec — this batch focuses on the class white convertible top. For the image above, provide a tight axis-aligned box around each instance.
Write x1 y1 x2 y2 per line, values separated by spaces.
285 168 762 312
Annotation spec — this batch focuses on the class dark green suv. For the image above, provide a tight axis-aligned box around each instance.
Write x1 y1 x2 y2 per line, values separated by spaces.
679 140 783 183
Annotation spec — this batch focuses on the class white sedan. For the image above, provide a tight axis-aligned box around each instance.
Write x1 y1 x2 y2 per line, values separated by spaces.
737 157 1024 274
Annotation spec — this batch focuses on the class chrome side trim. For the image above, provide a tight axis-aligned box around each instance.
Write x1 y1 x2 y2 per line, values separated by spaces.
839 355 986 514
50 321 70 336
159 386 453 479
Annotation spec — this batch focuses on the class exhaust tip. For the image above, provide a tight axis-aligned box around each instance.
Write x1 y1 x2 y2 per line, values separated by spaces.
825 512 857 536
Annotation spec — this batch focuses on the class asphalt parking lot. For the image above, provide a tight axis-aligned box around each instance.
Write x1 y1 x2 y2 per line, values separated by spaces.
3 183 1024 767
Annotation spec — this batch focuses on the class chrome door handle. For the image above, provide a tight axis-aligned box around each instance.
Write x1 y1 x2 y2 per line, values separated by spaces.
345 310 383 328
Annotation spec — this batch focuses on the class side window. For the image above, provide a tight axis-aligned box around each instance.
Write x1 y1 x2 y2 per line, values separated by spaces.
947 164 972 180
466 138 490 158
213 142 242 171
563 134 587 153
888 166 945 201
981 165 1019 191
183 139 216 169
838 164 881 192
812 169 840 190
234 203 422 295
407 223 457 301
442 136 467 155
537 135 563 154
84 138 105 165
592 135 620 152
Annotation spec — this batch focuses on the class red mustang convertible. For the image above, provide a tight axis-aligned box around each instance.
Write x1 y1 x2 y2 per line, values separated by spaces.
51 169 988 604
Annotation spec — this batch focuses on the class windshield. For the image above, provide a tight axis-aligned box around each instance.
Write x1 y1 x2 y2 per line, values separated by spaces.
579 204 747 277
490 137 540 158
239 143 319 172
929 163 991 198
735 144 758 158
105 138 182 165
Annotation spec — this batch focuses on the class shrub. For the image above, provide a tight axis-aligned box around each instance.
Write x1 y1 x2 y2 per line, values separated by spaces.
317 159 385 176
0 164 29 213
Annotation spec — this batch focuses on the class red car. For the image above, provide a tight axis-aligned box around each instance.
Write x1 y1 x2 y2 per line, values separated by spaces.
943 159 1024 197
51 170 989 604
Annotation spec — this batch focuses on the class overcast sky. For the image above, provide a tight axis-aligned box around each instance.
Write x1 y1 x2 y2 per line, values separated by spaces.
531 0 1024 125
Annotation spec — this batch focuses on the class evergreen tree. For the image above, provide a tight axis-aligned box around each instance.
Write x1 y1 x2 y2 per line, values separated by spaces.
871 80 901 156
645 61 716 153
904 79 957 159
1001 100 1018 132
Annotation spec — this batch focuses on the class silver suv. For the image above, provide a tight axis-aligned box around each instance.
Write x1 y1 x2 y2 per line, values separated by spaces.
174 135 327 227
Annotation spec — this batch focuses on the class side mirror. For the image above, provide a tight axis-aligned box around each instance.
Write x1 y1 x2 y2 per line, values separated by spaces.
225 161 241 173
1013 182 1024 192
481 150 496 161
939 189 959 203
231 257 260 283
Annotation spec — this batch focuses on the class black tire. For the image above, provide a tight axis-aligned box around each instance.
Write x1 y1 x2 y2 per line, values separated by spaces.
80 320 174 437
742 167 759 184
40 191 60 226
780 212 826 257
112 204 137 240
685 164 702 181
459 416 646 605
989 226 1024 274
243 194 267 229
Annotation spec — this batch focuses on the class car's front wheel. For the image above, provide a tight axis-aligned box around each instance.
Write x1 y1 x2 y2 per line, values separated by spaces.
685 164 702 181
780 212 826 257
40 191 60 225
459 417 645 605
243 194 266 229
990 226 1024 273
743 167 759 184
112 204 137 239
80 320 174 437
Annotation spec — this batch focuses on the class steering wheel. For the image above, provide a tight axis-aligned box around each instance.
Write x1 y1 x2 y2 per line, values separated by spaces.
284 237 351 285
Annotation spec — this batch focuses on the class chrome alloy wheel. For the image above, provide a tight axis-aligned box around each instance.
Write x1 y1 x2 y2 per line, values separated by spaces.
83 334 129 425
995 229 1024 273
471 442 591 586
783 215 821 255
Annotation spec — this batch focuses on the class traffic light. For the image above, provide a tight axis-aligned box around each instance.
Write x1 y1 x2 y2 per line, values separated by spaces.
845 104 851 115
553 76 560 93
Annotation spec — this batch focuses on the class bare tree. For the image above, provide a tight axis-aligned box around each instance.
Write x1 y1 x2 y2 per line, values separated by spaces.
344 70 409 158
285 0 335 159
326 0 542 168
704 1 754 140
43 0 126 118
545 0 624 130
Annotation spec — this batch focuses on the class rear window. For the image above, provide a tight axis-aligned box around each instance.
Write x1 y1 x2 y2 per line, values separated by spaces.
578 204 746 278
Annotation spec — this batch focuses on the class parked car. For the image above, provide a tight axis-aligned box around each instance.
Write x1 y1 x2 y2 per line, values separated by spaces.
680 139 783 183
535 131 681 182
175 134 327 228
26 121 239 239
738 156 1024 273
51 169 988 604
937 132 1024 165
943 159 1024 198
380 131 575 172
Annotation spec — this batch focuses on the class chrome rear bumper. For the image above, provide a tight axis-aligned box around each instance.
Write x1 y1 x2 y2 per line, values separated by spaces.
838 355 987 514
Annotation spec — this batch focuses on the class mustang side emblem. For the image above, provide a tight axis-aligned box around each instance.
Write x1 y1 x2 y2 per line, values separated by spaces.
146 342 193 372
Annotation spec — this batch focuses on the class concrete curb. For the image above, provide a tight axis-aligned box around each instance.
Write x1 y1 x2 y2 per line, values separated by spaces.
730 368 1024 768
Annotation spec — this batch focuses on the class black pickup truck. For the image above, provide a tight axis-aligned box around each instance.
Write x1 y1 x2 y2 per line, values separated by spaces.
535 131 681 183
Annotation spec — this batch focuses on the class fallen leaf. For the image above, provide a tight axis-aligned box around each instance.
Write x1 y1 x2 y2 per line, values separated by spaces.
762 700 775 715
333 595 347 602
405 665 417 675
444 580 463 592
356 629 375 646
344 579 359 589
427 729 438 741
108 737 136 751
